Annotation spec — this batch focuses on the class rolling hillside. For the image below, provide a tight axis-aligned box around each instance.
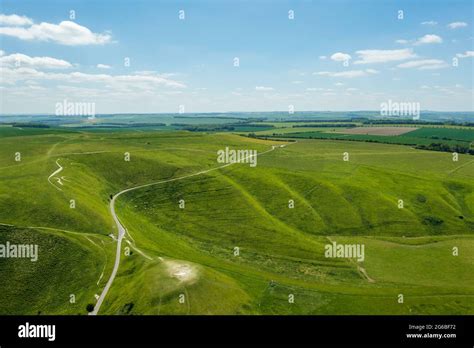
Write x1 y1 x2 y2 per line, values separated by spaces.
0 130 473 314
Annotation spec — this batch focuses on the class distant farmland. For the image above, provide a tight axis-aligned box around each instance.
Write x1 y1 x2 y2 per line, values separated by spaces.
255 122 474 154
334 126 418 136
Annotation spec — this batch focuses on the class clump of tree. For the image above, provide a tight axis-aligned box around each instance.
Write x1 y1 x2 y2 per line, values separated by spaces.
415 143 474 155
363 119 444 125
172 122 274 132
10 122 50 128
293 123 356 128
181 125 236 132
271 118 362 123
422 216 444 226
236 124 274 128
362 119 474 127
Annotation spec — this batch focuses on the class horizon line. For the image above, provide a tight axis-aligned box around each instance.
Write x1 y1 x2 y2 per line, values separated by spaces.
1 110 474 116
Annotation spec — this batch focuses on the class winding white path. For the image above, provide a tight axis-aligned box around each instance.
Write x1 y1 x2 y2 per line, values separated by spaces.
47 159 64 191
90 143 289 315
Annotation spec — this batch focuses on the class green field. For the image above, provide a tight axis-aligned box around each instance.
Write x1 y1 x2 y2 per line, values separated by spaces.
263 130 470 146
0 127 473 315
405 127 474 142
255 124 474 154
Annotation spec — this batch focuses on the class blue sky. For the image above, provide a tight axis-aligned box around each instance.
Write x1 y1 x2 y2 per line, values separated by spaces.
0 0 473 114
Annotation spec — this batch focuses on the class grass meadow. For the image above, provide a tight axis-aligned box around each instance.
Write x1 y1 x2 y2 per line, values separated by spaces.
0 127 473 314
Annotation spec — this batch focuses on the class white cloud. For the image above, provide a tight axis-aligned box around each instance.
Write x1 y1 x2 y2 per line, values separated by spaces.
255 86 274 91
319 55 327 60
313 69 378 78
330 52 352 62
0 53 72 69
448 22 468 29
0 50 4 56
397 59 448 70
353 49 416 64
0 20 112 45
414 34 443 45
291 80 303 84
395 39 409 44
421 21 437 26
0 14 33 26
97 64 111 69
0 67 186 89
134 70 160 75
456 50 474 58
334 82 344 86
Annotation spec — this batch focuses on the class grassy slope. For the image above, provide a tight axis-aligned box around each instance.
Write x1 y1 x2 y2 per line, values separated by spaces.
0 225 113 314
0 130 473 314
103 137 473 314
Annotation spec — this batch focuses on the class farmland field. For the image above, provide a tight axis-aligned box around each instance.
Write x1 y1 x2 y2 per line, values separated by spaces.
260 123 474 153
0 126 473 315
333 126 418 136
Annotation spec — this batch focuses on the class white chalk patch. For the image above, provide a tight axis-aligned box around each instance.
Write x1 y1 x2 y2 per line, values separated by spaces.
165 260 198 283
